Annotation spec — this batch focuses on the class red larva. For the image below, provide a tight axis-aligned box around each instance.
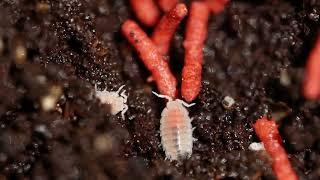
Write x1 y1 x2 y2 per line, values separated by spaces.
181 2 210 102
158 0 179 12
153 91 195 161
151 3 188 55
129 0 160 27
303 35 320 100
206 0 230 14
121 20 177 98
253 117 298 180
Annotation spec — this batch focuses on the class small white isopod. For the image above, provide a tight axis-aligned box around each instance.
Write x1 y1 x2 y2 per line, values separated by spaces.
95 85 128 119
153 91 196 161
248 142 265 151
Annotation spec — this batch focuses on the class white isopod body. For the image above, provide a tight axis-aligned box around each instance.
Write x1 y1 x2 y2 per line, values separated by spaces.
95 85 128 120
153 91 195 161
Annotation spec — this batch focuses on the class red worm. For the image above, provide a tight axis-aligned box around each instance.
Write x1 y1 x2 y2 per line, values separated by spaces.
121 20 177 98
206 0 230 14
303 35 320 100
158 0 179 12
181 2 209 102
129 0 160 27
151 3 188 55
253 117 298 180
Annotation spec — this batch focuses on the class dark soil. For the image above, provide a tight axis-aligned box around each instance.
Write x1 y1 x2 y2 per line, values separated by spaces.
0 0 319 179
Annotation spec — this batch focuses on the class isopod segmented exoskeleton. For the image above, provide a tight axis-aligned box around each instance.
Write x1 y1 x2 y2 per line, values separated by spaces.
153 91 196 161
95 85 128 120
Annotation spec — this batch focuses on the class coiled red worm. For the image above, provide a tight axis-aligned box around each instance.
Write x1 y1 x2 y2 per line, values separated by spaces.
152 91 196 161
253 117 298 180
158 0 179 12
129 0 160 27
303 35 320 100
151 3 188 55
181 2 210 102
206 0 230 14
121 20 178 98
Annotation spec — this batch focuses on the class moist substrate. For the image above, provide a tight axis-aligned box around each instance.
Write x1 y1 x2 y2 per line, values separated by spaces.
0 0 319 179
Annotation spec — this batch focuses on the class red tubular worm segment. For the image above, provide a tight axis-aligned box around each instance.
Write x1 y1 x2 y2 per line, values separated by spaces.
121 20 177 98
151 3 188 55
129 0 160 27
158 0 179 12
303 35 320 100
181 2 209 102
253 117 298 180
206 0 230 14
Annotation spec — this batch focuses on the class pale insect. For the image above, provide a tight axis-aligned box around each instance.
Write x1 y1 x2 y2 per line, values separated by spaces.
152 91 196 161
95 85 128 120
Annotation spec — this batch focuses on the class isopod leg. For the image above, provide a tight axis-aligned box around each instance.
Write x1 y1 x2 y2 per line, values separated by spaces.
179 100 196 107
152 91 172 101
121 104 128 120
120 90 128 102
116 85 126 94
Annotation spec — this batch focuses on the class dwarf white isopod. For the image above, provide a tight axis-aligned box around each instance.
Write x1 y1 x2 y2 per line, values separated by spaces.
153 91 196 161
95 85 128 120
